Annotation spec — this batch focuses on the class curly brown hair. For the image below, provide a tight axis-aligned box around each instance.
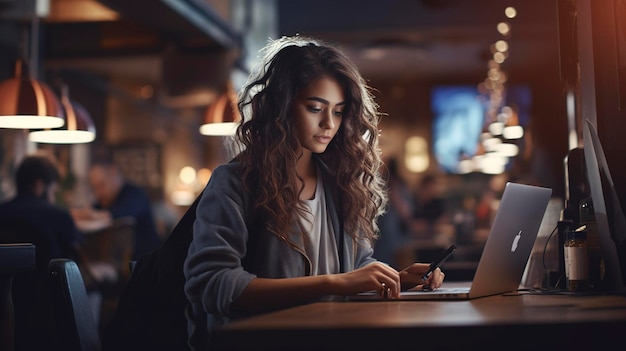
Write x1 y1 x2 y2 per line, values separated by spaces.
232 35 387 243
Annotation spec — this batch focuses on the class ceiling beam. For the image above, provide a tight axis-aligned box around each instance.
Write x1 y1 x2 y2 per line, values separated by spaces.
97 0 241 50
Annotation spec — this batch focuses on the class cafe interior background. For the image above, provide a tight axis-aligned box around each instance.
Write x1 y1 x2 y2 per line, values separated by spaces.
1 0 623 278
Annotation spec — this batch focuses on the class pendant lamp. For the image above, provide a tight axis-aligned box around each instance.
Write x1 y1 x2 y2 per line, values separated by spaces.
0 60 65 129
199 82 240 136
29 85 96 144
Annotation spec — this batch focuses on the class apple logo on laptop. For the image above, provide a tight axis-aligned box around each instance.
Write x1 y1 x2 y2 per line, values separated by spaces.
511 230 522 252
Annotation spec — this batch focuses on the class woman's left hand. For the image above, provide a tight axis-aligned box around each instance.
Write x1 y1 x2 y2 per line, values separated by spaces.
398 263 445 291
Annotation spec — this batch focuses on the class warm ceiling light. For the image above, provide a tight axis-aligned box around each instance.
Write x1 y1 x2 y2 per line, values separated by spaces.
457 159 475 174
479 155 507 175
179 166 197 185
493 52 506 64
505 7 517 19
199 82 240 136
404 136 429 173
503 125 524 139
495 40 509 52
495 143 519 157
488 122 504 136
48 0 120 22
482 137 502 152
28 85 96 144
0 60 65 129
497 22 511 36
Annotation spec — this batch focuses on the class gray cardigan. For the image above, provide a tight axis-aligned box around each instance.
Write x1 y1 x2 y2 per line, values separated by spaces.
183 158 377 348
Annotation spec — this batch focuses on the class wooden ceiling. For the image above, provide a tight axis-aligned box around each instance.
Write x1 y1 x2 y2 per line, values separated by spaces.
277 0 561 82
0 0 563 104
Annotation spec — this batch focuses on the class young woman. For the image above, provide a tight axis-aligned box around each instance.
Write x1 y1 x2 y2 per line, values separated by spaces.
183 35 445 348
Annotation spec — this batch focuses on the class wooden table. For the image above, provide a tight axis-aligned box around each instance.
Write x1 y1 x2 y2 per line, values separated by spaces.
79 216 136 280
211 290 626 351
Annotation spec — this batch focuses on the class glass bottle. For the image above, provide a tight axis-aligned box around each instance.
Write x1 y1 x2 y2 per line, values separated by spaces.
564 229 590 292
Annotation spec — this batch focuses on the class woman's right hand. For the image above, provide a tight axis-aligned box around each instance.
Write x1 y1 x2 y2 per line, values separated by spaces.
234 263 401 313
331 262 401 298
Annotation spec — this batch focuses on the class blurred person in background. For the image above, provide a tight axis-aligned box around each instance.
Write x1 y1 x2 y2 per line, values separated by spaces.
71 155 161 261
0 152 97 350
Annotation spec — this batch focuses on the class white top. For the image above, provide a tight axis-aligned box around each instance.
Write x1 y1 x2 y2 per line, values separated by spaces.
299 172 339 275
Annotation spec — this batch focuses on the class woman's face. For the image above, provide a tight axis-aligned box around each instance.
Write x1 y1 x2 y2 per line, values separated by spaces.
292 76 345 154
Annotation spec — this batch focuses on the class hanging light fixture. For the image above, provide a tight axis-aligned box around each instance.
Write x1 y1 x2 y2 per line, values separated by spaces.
28 85 96 144
0 59 65 129
199 81 240 136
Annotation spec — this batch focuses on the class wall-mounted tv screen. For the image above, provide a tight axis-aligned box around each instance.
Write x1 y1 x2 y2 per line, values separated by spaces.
431 84 531 174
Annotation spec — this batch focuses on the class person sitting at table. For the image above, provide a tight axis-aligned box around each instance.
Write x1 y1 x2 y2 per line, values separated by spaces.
0 152 96 350
71 154 161 261
183 35 445 349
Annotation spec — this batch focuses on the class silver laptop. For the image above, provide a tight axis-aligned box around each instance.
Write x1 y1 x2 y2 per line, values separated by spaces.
351 182 552 300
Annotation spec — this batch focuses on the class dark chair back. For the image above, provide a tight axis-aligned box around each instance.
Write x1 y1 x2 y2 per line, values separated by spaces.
0 243 36 351
49 258 101 351
1 221 57 350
